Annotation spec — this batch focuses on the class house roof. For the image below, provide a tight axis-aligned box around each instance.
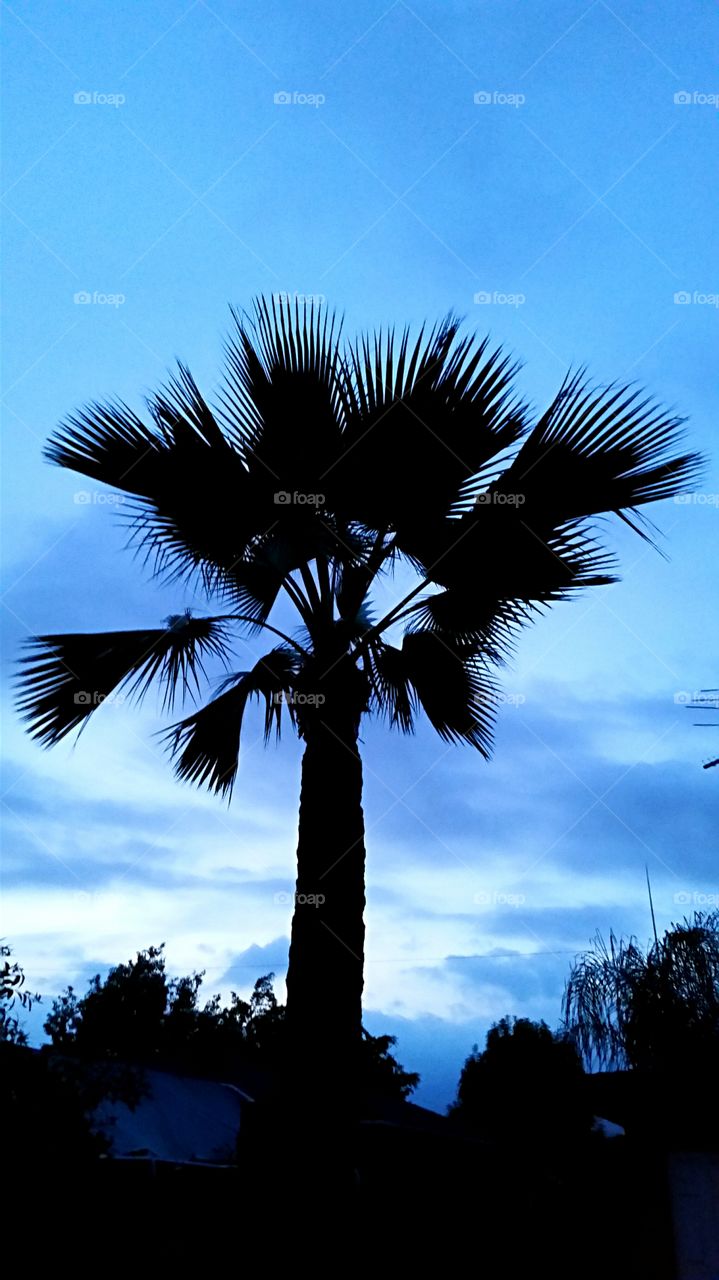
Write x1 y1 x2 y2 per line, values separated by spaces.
93 1068 246 1165
92 1065 452 1165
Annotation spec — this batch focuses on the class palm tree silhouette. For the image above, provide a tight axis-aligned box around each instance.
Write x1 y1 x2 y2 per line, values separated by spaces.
562 911 719 1072
16 298 701 1164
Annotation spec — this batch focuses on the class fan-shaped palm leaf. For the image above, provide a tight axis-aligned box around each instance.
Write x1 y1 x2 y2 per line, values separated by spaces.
494 371 700 538
221 297 345 496
164 646 300 797
334 320 527 530
17 612 233 744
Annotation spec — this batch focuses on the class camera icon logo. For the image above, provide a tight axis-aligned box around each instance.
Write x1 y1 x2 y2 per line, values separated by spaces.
274 491 291 504
274 91 292 105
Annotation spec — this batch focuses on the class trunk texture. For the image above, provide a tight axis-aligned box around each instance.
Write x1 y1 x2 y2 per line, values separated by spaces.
283 712 366 1171
240 653 368 1202
278 649 368 1191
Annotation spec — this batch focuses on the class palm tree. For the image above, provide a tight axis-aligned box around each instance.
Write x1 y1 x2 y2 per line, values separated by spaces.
16 298 701 1169
562 911 719 1072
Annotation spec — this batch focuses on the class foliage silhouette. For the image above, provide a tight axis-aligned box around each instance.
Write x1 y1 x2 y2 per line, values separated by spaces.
15 297 702 1170
0 943 39 1046
2 949 142 1177
562 909 719 1073
449 1015 591 1149
45 943 418 1101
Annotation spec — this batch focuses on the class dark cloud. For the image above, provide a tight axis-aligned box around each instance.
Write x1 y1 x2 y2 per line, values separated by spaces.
218 938 290 986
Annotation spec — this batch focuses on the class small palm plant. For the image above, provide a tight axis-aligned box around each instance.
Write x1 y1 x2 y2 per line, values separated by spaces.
16 298 701 1140
562 911 719 1071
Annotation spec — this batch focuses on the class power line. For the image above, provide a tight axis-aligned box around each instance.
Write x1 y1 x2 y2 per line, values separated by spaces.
23 946 578 988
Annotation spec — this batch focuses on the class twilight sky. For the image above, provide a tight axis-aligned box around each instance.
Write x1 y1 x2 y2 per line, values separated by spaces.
2 0 717 1110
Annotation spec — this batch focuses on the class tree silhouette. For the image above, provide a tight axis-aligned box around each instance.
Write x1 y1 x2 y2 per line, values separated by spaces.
449 1016 591 1149
44 944 418 1102
15 297 701 1173
562 910 719 1072
1 944 39 1046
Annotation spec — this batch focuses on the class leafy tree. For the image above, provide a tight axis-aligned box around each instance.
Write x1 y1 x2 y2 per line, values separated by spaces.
360 1029 419 1101
42 985 82 1050
16 297 701 1154
45 945 251 1062
562 910 719 1072
450 1016 591 1147
45 945 417 1101
0 943 39 1045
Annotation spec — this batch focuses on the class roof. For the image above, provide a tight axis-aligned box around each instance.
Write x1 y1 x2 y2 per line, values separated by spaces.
93 1068 248 1165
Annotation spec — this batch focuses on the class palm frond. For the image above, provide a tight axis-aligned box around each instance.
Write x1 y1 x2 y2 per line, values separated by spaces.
398 508 618 624
236 645 302 740
16 612 232 745
333 527 387 628
45 400 165 495
405 592 521 663
220 296 345 491
162 677 250 798
498 371 703 537
563 914 719 1071
368 632 498 752
164 646 301 797
148 361 231 452
335 319 527 530
401 631 498 753
46 377 276 598
366 640 417 733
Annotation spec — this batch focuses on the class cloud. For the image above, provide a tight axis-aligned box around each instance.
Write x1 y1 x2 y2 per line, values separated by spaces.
218 938 291 989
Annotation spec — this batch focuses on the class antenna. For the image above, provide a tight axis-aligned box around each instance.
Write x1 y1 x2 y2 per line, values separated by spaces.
645 864 658 947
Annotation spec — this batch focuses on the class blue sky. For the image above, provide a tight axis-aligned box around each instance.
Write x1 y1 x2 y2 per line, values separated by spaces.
2 0 717 1110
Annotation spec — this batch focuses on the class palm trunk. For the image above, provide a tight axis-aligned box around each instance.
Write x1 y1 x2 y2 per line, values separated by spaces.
283 711 366 1180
